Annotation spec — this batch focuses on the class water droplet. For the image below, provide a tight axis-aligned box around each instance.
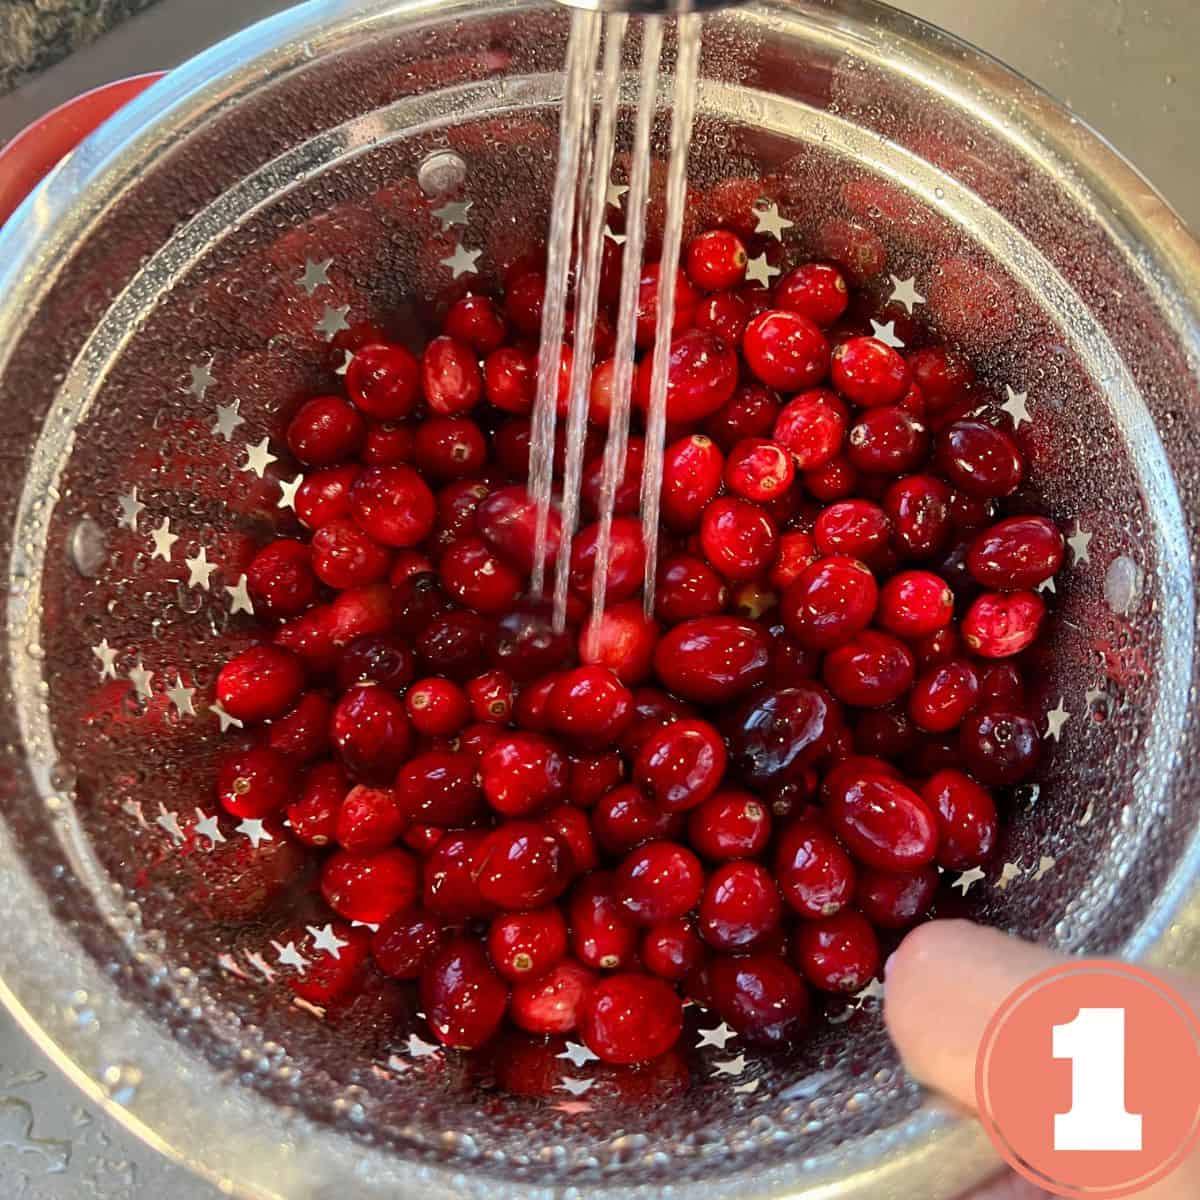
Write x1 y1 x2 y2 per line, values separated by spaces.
49 761 76 792
418 150 468 197
69 518 108 577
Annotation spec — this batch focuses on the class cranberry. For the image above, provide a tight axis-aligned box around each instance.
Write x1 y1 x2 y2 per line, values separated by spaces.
725 682 843 788
962 590 1045 658
395 750 485 827
405 677 470 736
582 437 645 519
848 406 929 474
476 821 571 911
330 684 411 780
544 803 598 874
688 789 771 860
661 434 725 530
466 669 515 724
344 464 436 548
767 532 818 592
484 346 534 413
244 540 317 618
613 840 703 925
548 667 634 749
653 616 771 704
422 335 482 414
569 517 645 603
698 497 777 581
966 515 1063 589
362 422 413 467
579 974 683 1064
289 924 371 1005
485 604 573 682
935 419 1024 497
855 865 938 929
813 499 891 564
772 389 847 470
328 582 394 646
569 872 640 970
567 752 625 808
632 718 726 813
822 630 914 708
267 691 332 761
421 936 508 1049
825 768 939 871
698 861 782 951
816 217 887 284
877 570 955 638
413 416 487 482
782 556 878 650
978 662 1026 709
949 489 997 532
331 636 410 694
216 645 305 723
479 733 568 816
774 819 856 918
287 395 365 465
287 761 347 846
722 438 794 503
310 518 391 589
636 263 698 347
853 706 918 759
619 687 694 758
416 611 489 681
773 261 848 324
372 909 447 979
831 336 910 406
908 345 976 419
445 293 508 353
921 768 998 870
592 784 685 857
437 537 520 615
513 675 560 733
909 657 980 733
274 606 339 675
321 846 419 923
959 708 1040 785
704 384 781 451
803 455 859 501
391 570 447 635
912 623 960 670
686 228 749 291
423 830 493 918
216 745 292 819
642 918 704 981
634 329 738 422
710 953 810 1046
742 310 830 392
578 601 659 686
794 910 880 993
346 342 420 419
295 464 359 529
505 270 546 335
475 485 562 571
511 959 596 1035
695 289 753 345
335 783 407 852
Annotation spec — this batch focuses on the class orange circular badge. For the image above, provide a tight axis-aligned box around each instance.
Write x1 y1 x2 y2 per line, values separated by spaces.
976 960 1200 1198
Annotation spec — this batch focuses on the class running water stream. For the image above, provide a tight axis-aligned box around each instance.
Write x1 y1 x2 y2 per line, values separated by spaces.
528 10 704 632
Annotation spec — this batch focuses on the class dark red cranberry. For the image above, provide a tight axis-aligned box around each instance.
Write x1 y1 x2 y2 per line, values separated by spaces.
698 861 782 951
510 959 596 1035
614 841 704 925
723 438 795 503
413 416 487 482
724 682 843 789
742 310 830 391
634 329 739 422
390 570 447 636
688 789 771 860
921 768 998 870
909 657 980 733
395 750 485 827
653 616 771 704
848 406 929 474
822 630 915 708
216 645 305 723
592 784 685 857
334 783 407 852
710 953 810 1046
579 974 683 1064
694 290 752 345
310 517 391 589
855 865 938 929
216 745 292 819
544 803 597 874
485 603 573 683
704 384 781 451
476 821 571 911
405 676 470 736
475 485 562 571
327 582 393 646
287 395 365 465
959 708 1040 785
488 907 568 981
422 335 482 415
479 733 568 816
484 345 535 413
853 706 919 758
618 687 694 758
362 422 414 466
877 570 955 638
245 540 318 617
782 555 878 650
372 909 447 979
661 434 725 530
346 342 420 419
966 515 1064 590
803 455 859 501
288 924 371 1005
908 345 976 420
935 419 1024 497
577 600 659 686
773 389 847 471
321 846 419 923
333 635 412 693
330 684 411 780
977 662 1026 709
635 263 699 347
813 499 891 564
420 936 508 1049
912 623 960 670
686 228 748 291
295 464 359 530
567 751 625 809
794 910 880 993
569 517 645 603
962 590 1045 658
274 605 339 675
267 690 332 762
774 262 849 326
423 830 493 918
633 719 726 812
774 819 856 918
505 270 546 336
415 611 489 681
949 489 997 532
569 872 640 970
582 436 645 519
642 918 704 981
816 217 887 284
825 768 939 871
513 674 561 733
445 293 508 353
287 761 347 846
831 336 910 406
548 667 634 749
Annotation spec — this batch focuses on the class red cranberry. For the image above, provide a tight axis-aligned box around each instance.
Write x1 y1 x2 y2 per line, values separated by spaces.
288 924 371 1005
767 532 818 592
274 605 339 675
475 485 562 571
826 768 939 871
335 783 408 852
245 540 317 617
421 335 482 414
569 517 645 603
287 395 365 465
405 677 470 736
505 270 546 335
332 636 411 694
579 974 683 1064
698 861 782 951
848 406 929 474
694 289 752 345
794 910 880 993
467 669 515 724
653 616 771 704
485 604 573 682
511 959 596 1035
413 416 487 482
813 499 891 564
267 691 332 762
346 342 420 419
395 750 485 827
966 515 1064 590
372 909 447 979
216 745 292 819
774 819 856 918
949 489 998 532
390 570 447 635
330 684 411 780
822 630 915 708
959 708 1040 785
513 674 561 733
421 936 508 1049
698 497 778 581
423 830 493 918
476 821 571 911
592 784 685 857
856 865 938 929
877 570 955 638
578 601 659 686
445 293 507 353
567 752 625 808
582 436 645 520
416 611 489 681
909 657 980 733
619 687 694 758
633 719 726 812
484 346 534 414
570 872 640 970
346 465 436 548
908 345 976 419
661 434 725 530
544 803 597 874
438 536 521 615
686 228 748 291
816 217 887 284
962 590 1045 658
479 733 568 816
804 455 858 500
831 336 910 406
688 790 771 860
296 464 359 529
216 645 305 723
548 667 634 749
725 682 843 788
773 389 847 470
935 419 1024 497
782 556 878 650
487 907 568 982
723 438 795 503
710 953 810 1046
921 768 998 870
310 518 391 589
328 582 394 646
614 841 704 925
704 384 780 451
362 422 414 467
742 310 830 391
774 262 849 325
636 263 699 347
634 329 739 422
287 761 347 846
912 623 961 670
978 662 1026 709
642 918 704 981
321 846 419 923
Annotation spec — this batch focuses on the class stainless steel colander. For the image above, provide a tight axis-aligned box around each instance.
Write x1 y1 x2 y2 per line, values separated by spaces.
1 2 1199 1198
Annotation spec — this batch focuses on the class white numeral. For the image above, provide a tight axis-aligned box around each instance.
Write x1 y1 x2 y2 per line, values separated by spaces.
1053 1007 1143 1151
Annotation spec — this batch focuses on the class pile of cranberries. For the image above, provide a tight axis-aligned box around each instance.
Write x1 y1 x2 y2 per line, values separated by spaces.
209 218 1063 1067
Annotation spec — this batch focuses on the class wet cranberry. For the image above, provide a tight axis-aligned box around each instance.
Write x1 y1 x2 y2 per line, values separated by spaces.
245 540 317 617
630 718 725 813
216 645 305 723
543 803 596 875
912 623 960 670
977 662 1026 709
416 611 489 681
326 582 392 646
642 918 704 981
475 485 562 571
699 497 778 581
774 262 849 326
687 228 749 291
636 263 699 346
634 329 738 422
362 422 413 467
704 384 781 451
831 336 910 406
334 783 407 852
421 335 482 415
549 667 634 749
804 455 859 501
698 861 782 951
287 761 346 846
346 465 436 548
813 499 890 564
476 821 571 911
412 416 486 482
774 820 856 918
335 634 414 692
661 434 726 530
848 406 928 474
513 675 560 733
420 936 508 1049
423 831 493 919
274 606 339 675
724 682 843 789
445 293 507 353
935 419 1024 497
909 657 980 733
695 289 752 345
216 745 292 819
484 346 534 413
466 669 515 724
962 590 1045 658
615 841 704 924
655 554 728 624
710 953 810 1046
742 310 830 391
855 865 938 929
681 791 768 864
569 517 645 603
960 708 1040 785
967 515 1064 590
321 847 419 923
438 536 521 615
766 532 817 593
330 684 411 780
822 630 914 709
266 691 332 762
724 438 795 502
310 518 391 588
405 677 470 736
395 750 485 827
907 345 976 419
485 603 573 682
592 785 685 857
794 910 879 993
372 909 447 979
772 389 847 470
346 343 420 419
578 601 659 686
921 768 998 870
511 959 596 1035
479 733 568 816
826 768 938 871
295 464 359 529
582 437 645 519
288 924 371 1005
287 395 365 465
781 556 878 651
505 270 546 335
653 616 771 704
570 872 640 970
391 571 447 636
877 570 955 639
580 974 683 1064
619 688 694 759
567 752 625 809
